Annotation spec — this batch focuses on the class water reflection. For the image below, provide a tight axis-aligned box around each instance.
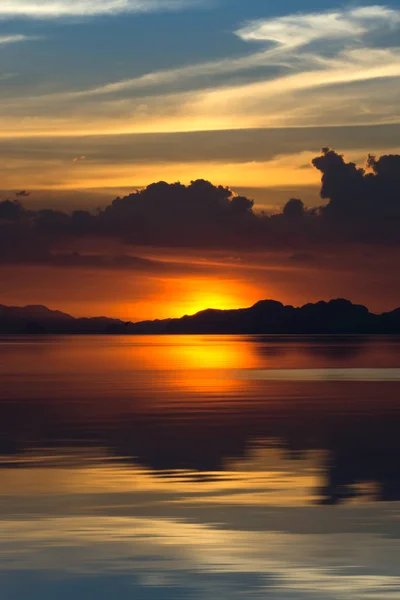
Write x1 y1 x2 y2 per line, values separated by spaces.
0 335 400 598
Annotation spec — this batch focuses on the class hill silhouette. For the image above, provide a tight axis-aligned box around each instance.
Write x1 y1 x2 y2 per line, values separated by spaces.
1 298 400 334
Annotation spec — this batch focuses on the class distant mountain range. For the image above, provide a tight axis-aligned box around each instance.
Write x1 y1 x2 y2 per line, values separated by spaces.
1 299 400 334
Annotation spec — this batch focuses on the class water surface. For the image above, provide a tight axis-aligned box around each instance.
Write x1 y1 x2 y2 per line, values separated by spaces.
1 335 400 599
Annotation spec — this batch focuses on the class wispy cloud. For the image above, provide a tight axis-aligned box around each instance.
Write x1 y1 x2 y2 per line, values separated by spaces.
54 50 280 99
236 5 400 49
0 5 399 138
0 0 204 19
0 34 35 45
49 4 400 100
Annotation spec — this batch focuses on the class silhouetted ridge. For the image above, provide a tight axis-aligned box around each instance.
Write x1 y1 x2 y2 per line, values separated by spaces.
0 304 73 320
252 300 285 310
22 321 48 335
0 299 400 334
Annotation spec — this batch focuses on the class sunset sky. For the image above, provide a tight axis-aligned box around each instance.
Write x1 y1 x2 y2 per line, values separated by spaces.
1 0 400 320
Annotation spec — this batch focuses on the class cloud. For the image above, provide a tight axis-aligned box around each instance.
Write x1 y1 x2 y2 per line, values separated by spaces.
22 251 199 273
53 6 400 97
236 5 400 49
59 49 276 99
0 0 204 20
312 147 400 243
0 123 399 196
0 34 35 45
0 148 400 270
181 47 400 130
46 5 400 100
88 179 257 248
0 6 398 140
0 63 398 140
1 122 399 169
21 4 397 109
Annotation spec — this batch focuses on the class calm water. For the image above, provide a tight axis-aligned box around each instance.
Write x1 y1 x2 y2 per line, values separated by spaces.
1 335 400 599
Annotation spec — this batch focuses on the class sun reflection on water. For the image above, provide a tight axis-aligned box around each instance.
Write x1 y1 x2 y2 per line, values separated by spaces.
1 336 400 599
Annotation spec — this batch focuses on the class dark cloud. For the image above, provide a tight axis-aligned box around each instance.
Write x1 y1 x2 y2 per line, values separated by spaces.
1 124 399 165
0 232 211 275
42 252 213 274
282 198 305 220
0 148 399 268
289 252 315 263
0 199 24 221
99 179 256 247
312 148 400 242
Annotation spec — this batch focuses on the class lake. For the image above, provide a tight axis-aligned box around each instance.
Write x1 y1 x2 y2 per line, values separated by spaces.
1 335 400 599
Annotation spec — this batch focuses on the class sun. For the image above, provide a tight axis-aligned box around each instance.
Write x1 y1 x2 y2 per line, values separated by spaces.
166 277 251 317
122 276 261 322
183 291 235 316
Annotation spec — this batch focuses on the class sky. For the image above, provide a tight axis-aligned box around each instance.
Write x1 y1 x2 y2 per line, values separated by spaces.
0 0 400 319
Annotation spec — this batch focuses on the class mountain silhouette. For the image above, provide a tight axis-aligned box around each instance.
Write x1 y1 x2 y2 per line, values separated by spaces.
1 298 400 334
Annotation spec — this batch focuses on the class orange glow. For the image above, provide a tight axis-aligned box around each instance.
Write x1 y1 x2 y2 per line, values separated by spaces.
149 277 261 319
155 337 253 395
0 265 263 322
0 155 319 191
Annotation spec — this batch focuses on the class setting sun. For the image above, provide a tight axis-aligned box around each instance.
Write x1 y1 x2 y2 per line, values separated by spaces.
159 277 260 318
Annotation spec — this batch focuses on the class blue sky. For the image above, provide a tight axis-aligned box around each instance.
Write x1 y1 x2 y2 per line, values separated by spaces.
0 0 399 203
